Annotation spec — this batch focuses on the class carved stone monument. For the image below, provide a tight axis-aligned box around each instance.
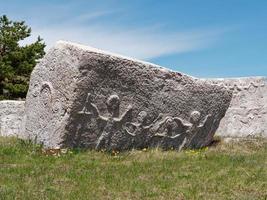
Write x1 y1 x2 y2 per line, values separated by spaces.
206 77 267 138
24 41 232 150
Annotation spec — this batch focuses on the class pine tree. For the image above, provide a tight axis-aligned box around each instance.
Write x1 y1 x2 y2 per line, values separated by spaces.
0 15 45 100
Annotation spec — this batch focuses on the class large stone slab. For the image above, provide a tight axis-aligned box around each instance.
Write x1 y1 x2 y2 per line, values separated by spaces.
6 77 264 141
0 100 25 137
207 77 267 138
24 41 232 150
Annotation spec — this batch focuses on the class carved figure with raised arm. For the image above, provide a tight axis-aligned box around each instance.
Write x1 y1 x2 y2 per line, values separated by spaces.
91 94 132 150
185 111 212 148
124 111 163 136
154 116 190 139
124 111 163 148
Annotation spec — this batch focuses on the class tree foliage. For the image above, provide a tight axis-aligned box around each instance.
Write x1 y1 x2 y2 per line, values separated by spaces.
0 15 45 100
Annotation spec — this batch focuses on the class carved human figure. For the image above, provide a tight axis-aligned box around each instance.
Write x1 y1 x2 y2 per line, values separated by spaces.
125 111 163 136
185 111 212 148
124 111 163 148
154 116 189 138
152 116 190 150
154 111 211 149
90 94 132 150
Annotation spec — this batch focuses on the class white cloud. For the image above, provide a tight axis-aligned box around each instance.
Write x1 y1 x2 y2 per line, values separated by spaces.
20 8 228 60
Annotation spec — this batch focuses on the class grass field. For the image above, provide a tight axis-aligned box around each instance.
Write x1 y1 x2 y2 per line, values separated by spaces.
0 137 266 200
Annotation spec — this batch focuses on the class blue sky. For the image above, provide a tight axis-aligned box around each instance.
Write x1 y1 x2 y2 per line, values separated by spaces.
1 0 267 78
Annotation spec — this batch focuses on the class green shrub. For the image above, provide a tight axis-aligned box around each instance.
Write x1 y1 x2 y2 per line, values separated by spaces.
0 15 45 100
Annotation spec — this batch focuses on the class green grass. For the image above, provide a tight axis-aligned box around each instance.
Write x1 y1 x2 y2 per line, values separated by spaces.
0 137 266 200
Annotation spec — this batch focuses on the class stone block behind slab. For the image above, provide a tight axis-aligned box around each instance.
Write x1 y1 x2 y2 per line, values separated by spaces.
207 77 267 138
0 100 25 137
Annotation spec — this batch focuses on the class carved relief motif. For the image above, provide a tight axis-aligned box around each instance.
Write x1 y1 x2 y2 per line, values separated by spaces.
211 79 265 93
124 111 163 148
154 111 212 149
31 82 40 97
78 93 212 151
213 78 267 138
78 93 132 150
185 111 212 148
39 82 53 128
78 93 94 115
52 99 62 113
36 82 65 138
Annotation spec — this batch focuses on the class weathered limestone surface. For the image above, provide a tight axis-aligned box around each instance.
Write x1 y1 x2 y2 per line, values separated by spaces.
5 77 265 141
24 41 232 150
0 100 25 137
207 77 267 138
